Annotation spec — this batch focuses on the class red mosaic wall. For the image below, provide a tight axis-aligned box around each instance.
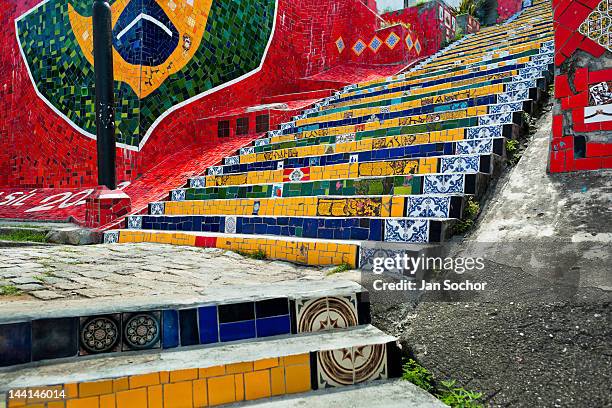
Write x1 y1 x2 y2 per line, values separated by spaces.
0 0 384 190
380 0 456 58
497 0 525 22
549 0 612 172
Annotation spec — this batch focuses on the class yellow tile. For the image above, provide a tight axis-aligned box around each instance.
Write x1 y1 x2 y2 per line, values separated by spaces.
284 364 311 394
116 388 147 408
270 367 285 396
147 385 162 408
207 375 235 406
65 384 79 398
226 361 253 374
244 370 271 401
253 357 278 371
170 369 198 383
192 379 208 408
7 397 26 407
79 381 113 398
163 381 193 408
129 373 160 389
66 396 100 408
234 375 245 402
159 372 170 384
48 402 66 408
99 395 115 408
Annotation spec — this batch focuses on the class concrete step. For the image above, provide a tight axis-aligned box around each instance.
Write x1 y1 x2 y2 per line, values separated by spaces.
235 379 446 408
0 325 401 407
0 281 369 368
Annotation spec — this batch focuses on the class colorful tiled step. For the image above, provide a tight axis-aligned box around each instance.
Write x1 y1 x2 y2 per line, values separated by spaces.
168 172 490 202
217 137 506 176
197 154 501 189
0 325 401 407
105 231 361 266
124 215 456 243
0 281 369 368
151 195 465 219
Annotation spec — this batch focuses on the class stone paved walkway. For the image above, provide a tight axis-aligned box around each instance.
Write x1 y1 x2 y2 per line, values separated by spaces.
0 243 332 302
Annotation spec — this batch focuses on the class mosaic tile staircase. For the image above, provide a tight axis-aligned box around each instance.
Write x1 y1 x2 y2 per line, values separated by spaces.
1 282 405 407
103 1 554 268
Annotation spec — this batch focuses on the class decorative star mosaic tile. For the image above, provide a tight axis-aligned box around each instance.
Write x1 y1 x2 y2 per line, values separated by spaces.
352 40 367 56
385 32 400 49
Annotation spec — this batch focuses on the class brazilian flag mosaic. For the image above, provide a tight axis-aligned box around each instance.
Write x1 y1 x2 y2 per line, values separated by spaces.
16 0 276 149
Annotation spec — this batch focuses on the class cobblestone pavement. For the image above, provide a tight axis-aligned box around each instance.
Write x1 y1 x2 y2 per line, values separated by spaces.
0 243 332 302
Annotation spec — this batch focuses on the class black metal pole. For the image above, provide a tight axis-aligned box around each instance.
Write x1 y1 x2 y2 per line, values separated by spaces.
93 0 116 190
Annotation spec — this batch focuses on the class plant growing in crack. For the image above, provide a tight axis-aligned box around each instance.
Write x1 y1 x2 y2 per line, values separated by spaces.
453 197 480 235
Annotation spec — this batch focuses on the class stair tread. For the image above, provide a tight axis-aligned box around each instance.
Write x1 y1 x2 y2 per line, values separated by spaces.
236 379 446 408
0 280 363 323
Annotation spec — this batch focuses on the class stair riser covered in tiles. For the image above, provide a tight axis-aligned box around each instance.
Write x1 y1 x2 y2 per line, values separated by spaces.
125 215 454 243
324 58 551 108
0 294 369 368
257 108 532 148
164 173 490 203
179 154 500 190
105 231 361 267
239 122 523 157
152 195 465 219
4 341 401 408
215 137 506 175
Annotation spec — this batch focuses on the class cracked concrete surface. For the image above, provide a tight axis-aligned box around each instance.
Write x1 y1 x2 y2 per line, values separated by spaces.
0 244 330 303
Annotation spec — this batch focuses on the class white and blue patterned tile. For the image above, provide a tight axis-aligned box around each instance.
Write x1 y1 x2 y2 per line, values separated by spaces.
208 166 224 176
104 231 119 244
489 102 522 114
150 202 165 216
224 216 237 234
309 156 321 167
225 156 240 166
497 90 529 103
277 161 284 170
190 177 206 188
280 122 295 131
467 125 503 139
171 189 186 202
384 219 430 243
257 137 272 146
423 174 465 194
240 146 255 155
456 138 494 155
440 155 480 173
349 154 359 164
127 216 143 230
479 112 512 126
380 106 390 114
540 40 554 53
406 196 450 218
506 80 536 92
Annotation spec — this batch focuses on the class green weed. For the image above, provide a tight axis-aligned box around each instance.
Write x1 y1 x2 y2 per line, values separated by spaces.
0 285 22 296
327 263 353 275
0 230 47 243
453 197 480 235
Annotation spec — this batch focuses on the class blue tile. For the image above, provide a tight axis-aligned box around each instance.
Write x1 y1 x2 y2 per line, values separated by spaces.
32 317 78 361
162 310 179 349
179 309 199 346
219 320 256 342
0 322 31 366
256 315 291 338
198 306 219 345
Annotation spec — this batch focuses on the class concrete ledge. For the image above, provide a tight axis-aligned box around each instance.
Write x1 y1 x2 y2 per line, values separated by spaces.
0 280 364 323
232 379 446 408
0 325 395 392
